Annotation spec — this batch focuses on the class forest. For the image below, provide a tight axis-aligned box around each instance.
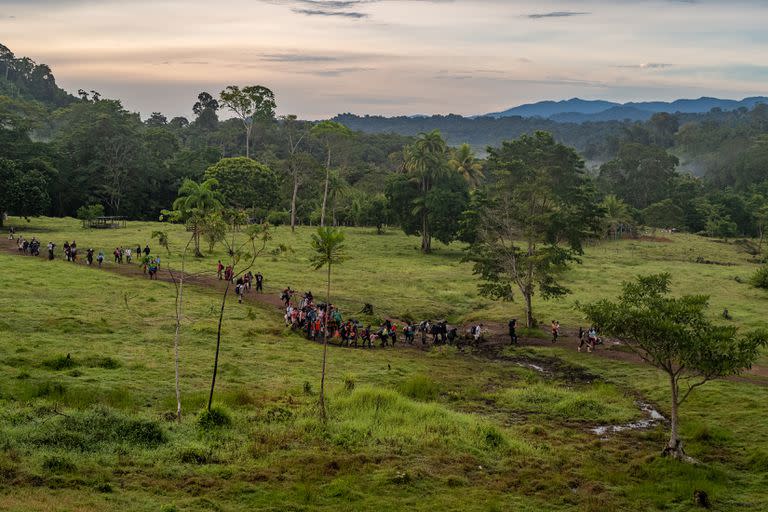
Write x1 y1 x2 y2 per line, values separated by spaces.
1 43 768 241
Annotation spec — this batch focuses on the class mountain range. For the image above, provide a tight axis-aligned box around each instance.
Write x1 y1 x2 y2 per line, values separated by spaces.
485 96 768 123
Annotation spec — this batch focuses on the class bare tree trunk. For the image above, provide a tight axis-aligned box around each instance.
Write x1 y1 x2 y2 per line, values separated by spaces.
245 123 252 159
664 374 684 459
320 148 331 227
319 263 331 422
208 282 231 411
291 174 299 233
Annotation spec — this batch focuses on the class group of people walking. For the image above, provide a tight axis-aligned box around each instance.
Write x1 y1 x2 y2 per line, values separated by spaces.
9 228 160 279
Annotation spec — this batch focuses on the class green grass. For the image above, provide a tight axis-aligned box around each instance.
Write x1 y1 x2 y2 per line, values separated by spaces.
0 217 767 510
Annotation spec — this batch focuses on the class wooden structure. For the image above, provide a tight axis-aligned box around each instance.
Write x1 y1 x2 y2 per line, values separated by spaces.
86 216 127 229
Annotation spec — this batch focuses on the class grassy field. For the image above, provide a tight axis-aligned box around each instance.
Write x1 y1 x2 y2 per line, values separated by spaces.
7 216 768 330
1 217 767 511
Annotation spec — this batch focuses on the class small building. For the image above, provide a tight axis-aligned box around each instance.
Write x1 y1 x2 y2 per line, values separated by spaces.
86 216 127 229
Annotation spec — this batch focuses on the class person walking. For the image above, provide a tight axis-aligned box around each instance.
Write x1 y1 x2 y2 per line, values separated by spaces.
217 260 224 280
255 272 264 293
508 318 518 345
551 320 560 343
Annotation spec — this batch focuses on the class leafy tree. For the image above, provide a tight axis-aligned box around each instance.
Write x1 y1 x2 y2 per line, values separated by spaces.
642 199 685 229
403 130 450 253
171 178 223 257
354 193 389 234
599 143 679 209
309 227 346 422
581 274 767 461
192 92 219 131
204 157 279 215
145 112 168 127
449 143 484 188
219 85 276 159
311 121 353 227
0 157 52 226
467 132 602 327
600 194 634 239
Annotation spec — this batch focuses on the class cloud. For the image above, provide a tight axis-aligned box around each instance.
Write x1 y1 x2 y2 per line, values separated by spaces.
292 7 367 17
615 62 674 69
260 53 339 62
527 11 590 19
301 66 372 76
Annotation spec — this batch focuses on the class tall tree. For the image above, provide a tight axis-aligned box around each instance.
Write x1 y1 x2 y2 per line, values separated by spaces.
282 115 309 232
582 274 767 461
467 132 601 327
171 178 223 257
309 227 346 421
311 121 352 227
404 130 450 253
208 218 271 411
204 157 280 215
192 92 219 131
219 85 276 159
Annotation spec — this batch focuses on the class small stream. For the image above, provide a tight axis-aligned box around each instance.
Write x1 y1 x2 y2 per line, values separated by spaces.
591 402 666 436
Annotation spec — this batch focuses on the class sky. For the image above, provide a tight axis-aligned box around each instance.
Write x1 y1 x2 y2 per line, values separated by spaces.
1 0 767 120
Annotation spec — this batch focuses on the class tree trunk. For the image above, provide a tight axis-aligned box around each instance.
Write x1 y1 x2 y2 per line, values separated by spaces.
290 174 299 233
421 209 431 254
320 166 330 228
319 263 331 422
208 282 231 411
524 288 534 328
193 226 203 258
664 374 685 459
245 123 252 159
320 147 331 227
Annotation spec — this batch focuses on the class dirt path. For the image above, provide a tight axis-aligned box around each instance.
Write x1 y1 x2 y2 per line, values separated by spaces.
4 237 768 385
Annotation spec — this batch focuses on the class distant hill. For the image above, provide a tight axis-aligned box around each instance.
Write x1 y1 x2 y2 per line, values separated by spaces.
0 42 77 108
486 96 768 123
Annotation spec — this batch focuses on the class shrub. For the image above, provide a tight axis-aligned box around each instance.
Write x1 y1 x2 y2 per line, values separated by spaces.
750 265 768 290
85 356 121 369
42 455 76 473
31 407 165 450
343 374 356 392
398 375 439 401
197 407 232 430
42 354 77 371
266 210 290 226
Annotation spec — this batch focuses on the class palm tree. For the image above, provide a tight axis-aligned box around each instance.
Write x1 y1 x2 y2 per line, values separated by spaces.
449 143 484 189
309 227 346 421
600 194 633 240
404 130 449 253
172 178 223 257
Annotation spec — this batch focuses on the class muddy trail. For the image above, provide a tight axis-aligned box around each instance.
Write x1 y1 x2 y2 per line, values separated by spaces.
3 236 768 386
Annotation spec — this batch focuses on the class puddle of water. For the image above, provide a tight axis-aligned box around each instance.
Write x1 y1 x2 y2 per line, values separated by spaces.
591 402 665 436
516 362 547 373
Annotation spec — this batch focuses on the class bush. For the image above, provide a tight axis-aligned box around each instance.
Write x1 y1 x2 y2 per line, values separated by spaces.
343 374 356 392
31 407 166 450
266 210 290 226
750 265 768 290
398 375 439 401
42 354 77 371
76 203 105 222
197 407 232 430
42 455 76 473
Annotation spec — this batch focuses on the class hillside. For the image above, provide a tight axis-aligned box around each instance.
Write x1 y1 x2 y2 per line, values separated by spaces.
486 96 768 122
0 43 76 108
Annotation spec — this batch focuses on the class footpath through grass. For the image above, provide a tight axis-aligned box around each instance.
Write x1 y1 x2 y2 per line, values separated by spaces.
1 217 767 510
